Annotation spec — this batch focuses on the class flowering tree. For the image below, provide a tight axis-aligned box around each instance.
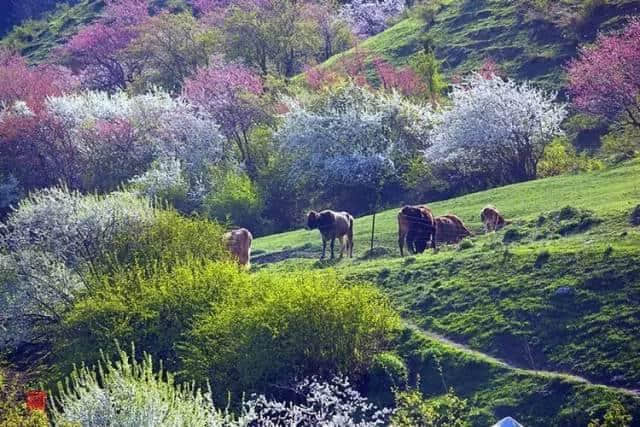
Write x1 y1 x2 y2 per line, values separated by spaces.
0 49 75 110
278 83 432 240
1 89 224 195
339 0 405 38
0 188 154 346
567 19 640 127
425 74 567 183
183 57 267 175
63 0 150 91
373 57 427 97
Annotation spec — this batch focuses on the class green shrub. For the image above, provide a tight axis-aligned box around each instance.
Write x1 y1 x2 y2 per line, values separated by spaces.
180 270 401 401
458 239 473 250
392 389 470 427
57 261 242 374
588 401 633 427
538 138 602 178
601 125 640 161
205 170 264 230
103 210 231 274
367 352 409 404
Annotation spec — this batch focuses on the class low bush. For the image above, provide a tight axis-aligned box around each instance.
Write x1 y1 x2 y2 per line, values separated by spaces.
367 352 409 404
537 138 602 178
392 389 470 427
57 261 240 374
588 401 633 427
204 170 264 231
180 269 402 401
102 210 230 274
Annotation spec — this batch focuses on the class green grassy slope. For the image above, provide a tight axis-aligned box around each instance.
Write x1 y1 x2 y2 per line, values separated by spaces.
1 0 103 62
320 0 640 91
254 160 640 422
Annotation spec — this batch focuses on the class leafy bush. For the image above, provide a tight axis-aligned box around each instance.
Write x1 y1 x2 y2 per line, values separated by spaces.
180 269 401 400
601 125 640 161
392 389 470 427
105 210 230 273
588 401 633 427
537 138 603 178
57 261 238 373
367 352 408 404
204 170 264 230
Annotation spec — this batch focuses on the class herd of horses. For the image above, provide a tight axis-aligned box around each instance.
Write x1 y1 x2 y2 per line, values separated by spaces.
223 205 510 268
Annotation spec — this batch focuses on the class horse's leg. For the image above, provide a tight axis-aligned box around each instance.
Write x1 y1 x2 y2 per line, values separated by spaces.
330 238 335 259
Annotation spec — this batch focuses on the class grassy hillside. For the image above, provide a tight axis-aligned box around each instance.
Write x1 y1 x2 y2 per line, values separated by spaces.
254 160 640 423
0 0 102 62
320 0 640 91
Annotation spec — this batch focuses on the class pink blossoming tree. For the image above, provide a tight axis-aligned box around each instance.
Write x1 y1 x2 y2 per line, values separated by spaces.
63 0 150 91
183 57 268 174
567 19 640 127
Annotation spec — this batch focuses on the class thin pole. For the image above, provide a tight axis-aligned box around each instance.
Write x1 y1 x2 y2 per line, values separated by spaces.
370 211 376 251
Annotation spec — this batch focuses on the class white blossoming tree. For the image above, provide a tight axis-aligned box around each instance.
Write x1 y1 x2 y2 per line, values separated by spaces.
0 187 154 347
278 83 432 248
340 0 406 38
425 74 567 184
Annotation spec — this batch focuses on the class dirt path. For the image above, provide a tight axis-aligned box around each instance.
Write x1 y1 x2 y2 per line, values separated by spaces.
406 322 640 398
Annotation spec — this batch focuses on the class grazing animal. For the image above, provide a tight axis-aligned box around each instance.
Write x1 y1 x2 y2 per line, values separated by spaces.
481 206 511 232
223 228 253 268
398 205 436 256
435 215 473 245
307 210 354 259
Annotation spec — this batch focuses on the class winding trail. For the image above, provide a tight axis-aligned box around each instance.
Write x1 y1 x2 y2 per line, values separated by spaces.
405 322 640 398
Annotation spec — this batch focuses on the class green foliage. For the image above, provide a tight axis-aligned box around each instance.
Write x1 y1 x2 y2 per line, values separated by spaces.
125 13 218 93
367 352 409 404
104 210 230 274
537 138 603 178
57 261 240 374
601 125 640 161
180 269 401 401
409 47 446 102
0 368 48 427
205 169 264 231
54 211 231 373
588 401 633 427
392 388 470 427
